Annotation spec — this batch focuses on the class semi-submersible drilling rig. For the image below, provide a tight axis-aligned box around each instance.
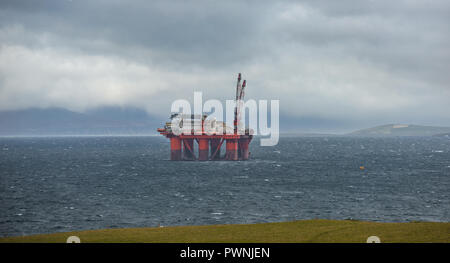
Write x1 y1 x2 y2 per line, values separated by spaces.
157 73 253 161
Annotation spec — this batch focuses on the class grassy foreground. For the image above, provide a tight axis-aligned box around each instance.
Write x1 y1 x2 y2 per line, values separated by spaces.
1 219 449 243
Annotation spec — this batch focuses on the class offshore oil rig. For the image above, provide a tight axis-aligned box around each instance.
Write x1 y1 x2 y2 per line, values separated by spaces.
157 73 253 161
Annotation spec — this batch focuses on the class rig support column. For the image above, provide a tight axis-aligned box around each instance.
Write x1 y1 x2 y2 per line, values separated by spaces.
225 139 238 161
170 137 181 161
239 138 250 160
198 138 209 161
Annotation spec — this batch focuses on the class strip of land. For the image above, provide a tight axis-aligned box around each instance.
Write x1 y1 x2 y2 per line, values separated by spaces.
1 219 449 243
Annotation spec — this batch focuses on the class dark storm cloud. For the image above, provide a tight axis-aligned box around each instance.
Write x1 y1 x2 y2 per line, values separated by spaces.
0 0 449 130
0 0 271 67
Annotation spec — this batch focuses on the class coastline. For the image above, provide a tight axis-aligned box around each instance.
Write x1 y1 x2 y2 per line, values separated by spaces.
1 219 449 243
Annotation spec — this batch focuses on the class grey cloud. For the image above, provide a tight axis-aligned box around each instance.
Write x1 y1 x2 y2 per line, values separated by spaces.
0 0 270 68
0 0 449 130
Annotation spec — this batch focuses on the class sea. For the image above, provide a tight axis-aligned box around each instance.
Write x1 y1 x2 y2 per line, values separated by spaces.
0 136 449 237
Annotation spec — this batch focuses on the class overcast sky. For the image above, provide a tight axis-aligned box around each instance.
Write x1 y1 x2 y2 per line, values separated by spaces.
0 0 449 132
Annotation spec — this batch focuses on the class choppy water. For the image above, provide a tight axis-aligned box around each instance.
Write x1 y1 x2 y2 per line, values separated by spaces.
0 136 449 237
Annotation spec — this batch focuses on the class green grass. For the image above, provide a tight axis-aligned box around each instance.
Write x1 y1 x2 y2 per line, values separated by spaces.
1 220 449 243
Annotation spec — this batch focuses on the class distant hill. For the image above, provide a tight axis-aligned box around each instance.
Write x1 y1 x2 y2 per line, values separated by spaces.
0 107 162 136
433 132 450 138
349 124 450 136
